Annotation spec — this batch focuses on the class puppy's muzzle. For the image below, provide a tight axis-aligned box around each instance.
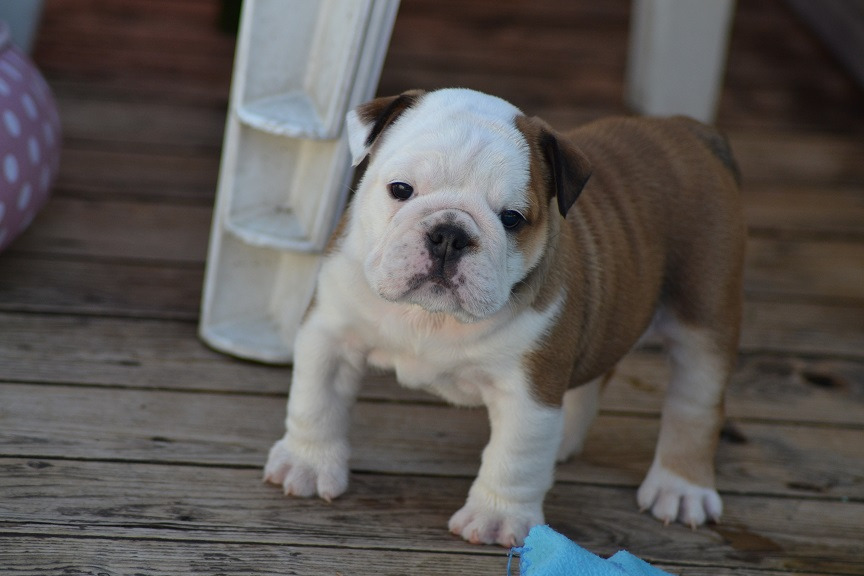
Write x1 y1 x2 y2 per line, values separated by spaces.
426 224 473 274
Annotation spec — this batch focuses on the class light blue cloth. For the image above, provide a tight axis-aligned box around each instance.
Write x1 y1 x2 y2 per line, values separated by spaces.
508 525 675 576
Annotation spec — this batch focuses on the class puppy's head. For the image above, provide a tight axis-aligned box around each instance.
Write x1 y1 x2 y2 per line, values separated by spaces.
345 89 591 322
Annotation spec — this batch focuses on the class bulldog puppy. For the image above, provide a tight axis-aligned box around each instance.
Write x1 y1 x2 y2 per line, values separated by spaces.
264 88 745 547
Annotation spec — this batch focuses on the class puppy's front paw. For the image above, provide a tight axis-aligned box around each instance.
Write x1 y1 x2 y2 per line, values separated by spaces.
263 436 349 502
448 493 543 547
637 461 722 528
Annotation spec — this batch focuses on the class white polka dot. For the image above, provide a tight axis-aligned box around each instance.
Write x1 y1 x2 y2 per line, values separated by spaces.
4 154 19 183
0 78 9 96
28 136 40 165
9 53 28 73
17 183 32 211
0 60 23 82
21 93 38 120
3 109 20 137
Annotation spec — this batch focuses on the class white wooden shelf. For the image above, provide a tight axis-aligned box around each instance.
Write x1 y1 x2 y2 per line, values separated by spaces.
237 93 334 140
236 0 374 140
201 233 322 363
200 0 399 363
625 0 735 123
221 127 351 251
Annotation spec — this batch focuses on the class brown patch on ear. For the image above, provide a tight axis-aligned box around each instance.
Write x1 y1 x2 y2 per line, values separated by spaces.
357 89 426 151
540 129 592 217
515 116 592 218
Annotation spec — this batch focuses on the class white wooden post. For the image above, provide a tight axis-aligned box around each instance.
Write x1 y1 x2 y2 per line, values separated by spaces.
200 0 400 363
626 0 736 123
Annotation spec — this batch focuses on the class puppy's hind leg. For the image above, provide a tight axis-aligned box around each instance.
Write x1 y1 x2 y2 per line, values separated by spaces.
637 313 738 527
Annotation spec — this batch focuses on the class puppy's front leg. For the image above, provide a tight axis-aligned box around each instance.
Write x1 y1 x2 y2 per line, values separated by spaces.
449 387 563 547
264 322 364 502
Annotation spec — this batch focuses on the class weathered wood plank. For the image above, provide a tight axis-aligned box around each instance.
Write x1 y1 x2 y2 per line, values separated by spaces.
744 185 864 241
36 34 234 86
34 0 235 92
730 132 864 187
2 312 862 423
39 0 224 23
0 313 289 394
34 0 234 106
3 268 862 350
0 537 513 576
2 459 861 573
745 238 864 303
574 415 864 499
9 197 212 263
0 255 202 319
0 535 820 576
740 300 864 358
38 46 234 93
9 194 864 305
41 76 231 110
2 384 861 500
602 351 864 426
0 294 864 390
57 97 226 150
56 147 220 203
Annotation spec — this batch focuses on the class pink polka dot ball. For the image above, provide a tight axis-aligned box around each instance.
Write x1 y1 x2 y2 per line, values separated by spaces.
0 21 61 252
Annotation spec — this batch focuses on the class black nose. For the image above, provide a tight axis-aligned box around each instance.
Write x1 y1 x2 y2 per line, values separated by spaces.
427 224 472 263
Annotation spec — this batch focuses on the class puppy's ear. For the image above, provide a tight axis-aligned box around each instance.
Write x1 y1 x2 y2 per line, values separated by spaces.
346 90 425 166
539 129 592 218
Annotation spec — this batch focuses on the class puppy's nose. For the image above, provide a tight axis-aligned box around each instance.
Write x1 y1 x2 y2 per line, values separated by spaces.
427 224 472 263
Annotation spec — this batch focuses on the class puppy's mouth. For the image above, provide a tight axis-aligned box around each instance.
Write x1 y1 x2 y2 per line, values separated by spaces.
397 271 481 322
407 266 468 293
405 272 462 303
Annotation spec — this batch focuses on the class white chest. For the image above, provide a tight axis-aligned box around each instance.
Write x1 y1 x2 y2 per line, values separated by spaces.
318 255 563 406
364 316 495 406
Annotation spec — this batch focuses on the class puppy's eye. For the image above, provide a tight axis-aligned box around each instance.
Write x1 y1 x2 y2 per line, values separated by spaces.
388 182 414 201
500 209 526 230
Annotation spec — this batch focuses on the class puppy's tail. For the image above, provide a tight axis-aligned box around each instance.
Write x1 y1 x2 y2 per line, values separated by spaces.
681 119 742 187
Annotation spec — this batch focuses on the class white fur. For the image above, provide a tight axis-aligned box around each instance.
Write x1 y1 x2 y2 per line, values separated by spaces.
264 90 565 546
449 388 563 546
346 89 533 323
637 460 723 527
346 108 372 167
264 247 566 540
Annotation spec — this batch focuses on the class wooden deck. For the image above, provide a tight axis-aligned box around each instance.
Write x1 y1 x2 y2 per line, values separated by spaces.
2 0 863 573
